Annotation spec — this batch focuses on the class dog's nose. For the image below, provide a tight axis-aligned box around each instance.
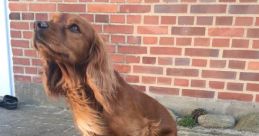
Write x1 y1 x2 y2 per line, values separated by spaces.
35 21 49 29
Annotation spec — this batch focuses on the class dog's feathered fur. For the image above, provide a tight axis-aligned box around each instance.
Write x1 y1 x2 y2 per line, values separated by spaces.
34 13 177 136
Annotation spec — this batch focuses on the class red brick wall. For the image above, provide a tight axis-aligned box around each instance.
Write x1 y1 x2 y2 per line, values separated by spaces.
9 0 259 103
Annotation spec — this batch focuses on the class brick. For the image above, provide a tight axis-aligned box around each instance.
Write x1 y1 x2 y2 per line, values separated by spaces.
23 31 33 39
24 50 37 57
229 60 245 69
111 35 125 43
145 0 159 2
142 76 156 84
13 57 30 65
9 13 20 20
178 16 194 25
212 39 230 47
202 70 236 79
22 13 34 20
104 25 133 34
160 37 174 45
210 60 226 68
88 4 117 13
240 0 258 2
30 3 56 12
111 15 125 23
248 61 259 70
197 16 213 25
120 5 150 13
164 0 178 2
111 54 124 63
9 3 28 11
167 68 199 77
127 15 141 24
150 47 181 55
125 75 139 83
111 0 125 2
193 38 210 47
14 75 31 82
125 56 140 63
191 5 226 13
95 15 109 23
157 77 172 85
127 36 141 44
218 92 253 102
223 50 259 59
11 40 29 48
227 82 243 91
174 78 189 86
10 22 29 30
176 38 192 46
192 59 207 67
138 26 168 34
128 0 142 2
235 17 253 26
80 14 94 22
185 48 219 57
191 80 206 88
144 16 159 24
12 48 23 56
175 58 190 66
143 37 157 44
13 66 24 74
158 57 173 65
149 86 179 95
161 16 176 24
118 46 147 54
133 66 163 75
181 0 197 2
154 5 187 13
247 83 259 92
132 85 146 92
256 18 259 26
209 81 224 89
171 27 205 36
142 57 156 64
229 5 259 14
253 40 259 49
240 72 259 81
219 0 236 2
208 28 244 37
32 59 41 66
216 16 233 25
256 95 259 103
182 89 214 98
10 30 21 38
231 39 249 48
53 4 82 12
247 29 259 38
35 13 48 21
25 67 37 74
113 64 131 73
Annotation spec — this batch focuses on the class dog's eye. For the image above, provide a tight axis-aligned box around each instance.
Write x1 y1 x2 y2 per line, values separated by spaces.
69 24 80 33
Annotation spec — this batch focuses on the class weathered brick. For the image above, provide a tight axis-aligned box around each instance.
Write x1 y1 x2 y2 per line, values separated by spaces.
133 66 163 75
161 16 176 24
194 38 210 47
240 72 259 81
209 81 225 89
9 3 28 11
215 16 233 25
118 46 147 54
9 13 20 20
149 86 179 95
229 60 246 69
30 3 56 12
235 17 253 26
104 25 133 34
178 16 194 25
182 89 214 98
167 68 199 77
88 4 117 13
158 57 173 65
247 83 259 92
157 77 172 85
120 5 150 13
191 80 206 88
196 16 213 25
212 39 230 47
144 16 159 24
138 26 168 34
125 75 139 83
155 5 187 13
210 60 226 68
218 92 253 102
174 78 189 86
185 48 219 57
192 59 207 67
227 82 243 91
247 28 259 38
150 47 181 55
232 39 249 48
191 5 226 13
142 76 156 84
202 70 236 79
171 27 205 36
176 38 192 46
208 28 244 37
229 5 259 14
223 50 259 59
248 61 259 70
142 57 156 64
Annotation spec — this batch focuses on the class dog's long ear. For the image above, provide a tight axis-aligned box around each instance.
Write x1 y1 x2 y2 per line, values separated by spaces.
85 33 117 96
42 60 65 96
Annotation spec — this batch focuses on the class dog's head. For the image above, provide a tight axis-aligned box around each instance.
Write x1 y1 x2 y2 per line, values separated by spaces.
34 13 97 64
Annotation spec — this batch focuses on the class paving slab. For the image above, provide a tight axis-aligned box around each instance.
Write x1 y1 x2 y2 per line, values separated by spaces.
0 104 258 136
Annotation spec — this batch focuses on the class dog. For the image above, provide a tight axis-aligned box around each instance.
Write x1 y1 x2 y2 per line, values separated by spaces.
34 13 177 136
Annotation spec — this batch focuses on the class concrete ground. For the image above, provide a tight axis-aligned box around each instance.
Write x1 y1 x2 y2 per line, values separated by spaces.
0 104 258 136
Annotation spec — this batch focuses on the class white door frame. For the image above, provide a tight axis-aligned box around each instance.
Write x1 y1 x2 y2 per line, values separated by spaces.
0 0 15 96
